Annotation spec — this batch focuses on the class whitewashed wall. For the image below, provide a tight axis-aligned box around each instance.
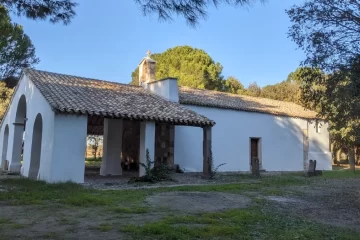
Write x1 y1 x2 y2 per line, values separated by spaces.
175 105 332 172
0 75 55 181
50 114 87 183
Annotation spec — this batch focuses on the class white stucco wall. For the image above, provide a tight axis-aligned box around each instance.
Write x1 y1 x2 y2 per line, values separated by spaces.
50 114 87 183
0 74 55 181
175 105 332 172
145 79 179 102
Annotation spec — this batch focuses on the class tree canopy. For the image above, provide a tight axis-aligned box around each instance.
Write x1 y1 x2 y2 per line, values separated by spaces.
131 46 225 90
287 0 360 71
2 0 263 26
223 76 246 94
0 5 39 80
287 0 360 169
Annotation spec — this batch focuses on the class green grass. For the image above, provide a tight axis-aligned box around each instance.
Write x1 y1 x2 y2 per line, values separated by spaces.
0 174 308 207
109 206 149 214
322 169 360 178
0 178 148 207
0 218 11 224
93 223 113 232
10 223 25 229
121 208 359 240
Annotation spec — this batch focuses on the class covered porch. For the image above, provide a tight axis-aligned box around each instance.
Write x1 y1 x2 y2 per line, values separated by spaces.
84 114 214 181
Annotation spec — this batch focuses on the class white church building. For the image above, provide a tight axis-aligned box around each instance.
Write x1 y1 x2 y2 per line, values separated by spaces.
0 53 332 183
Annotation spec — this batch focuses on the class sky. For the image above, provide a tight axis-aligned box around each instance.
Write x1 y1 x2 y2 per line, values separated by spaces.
11 0 305 87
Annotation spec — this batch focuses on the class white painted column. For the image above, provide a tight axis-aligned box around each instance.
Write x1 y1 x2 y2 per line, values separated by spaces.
100 118 123 176
9 123 24 172
50 114 87 183
139 121 155 177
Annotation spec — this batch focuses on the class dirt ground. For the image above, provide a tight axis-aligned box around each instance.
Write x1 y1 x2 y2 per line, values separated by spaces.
0 174 359 239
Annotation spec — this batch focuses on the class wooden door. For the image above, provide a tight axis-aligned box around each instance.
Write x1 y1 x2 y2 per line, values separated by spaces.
251 138 259 159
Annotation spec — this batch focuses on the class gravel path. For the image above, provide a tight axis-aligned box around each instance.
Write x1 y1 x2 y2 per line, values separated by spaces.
83 172 260 190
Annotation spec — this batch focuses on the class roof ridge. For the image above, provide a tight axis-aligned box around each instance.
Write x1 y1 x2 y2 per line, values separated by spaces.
24 68 141 89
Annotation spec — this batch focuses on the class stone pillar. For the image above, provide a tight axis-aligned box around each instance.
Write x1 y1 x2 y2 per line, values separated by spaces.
9 123 24 172
139 121 155 177
203 126 212 177
100 118 123 176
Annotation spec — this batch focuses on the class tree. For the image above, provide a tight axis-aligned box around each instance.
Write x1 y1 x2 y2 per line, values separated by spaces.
1 0 77 24
261 80 300 103
2 0 263 26
0 5 39 80
134 0 265 26
223 76 246 94
300 65 360 172
287 0 360 72
287 0 360 171
247 82 261 97
131 46 225 90
87 135 103 159
0 81 14 120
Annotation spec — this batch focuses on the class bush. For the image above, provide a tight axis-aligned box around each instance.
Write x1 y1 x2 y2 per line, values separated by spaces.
129 149 173 183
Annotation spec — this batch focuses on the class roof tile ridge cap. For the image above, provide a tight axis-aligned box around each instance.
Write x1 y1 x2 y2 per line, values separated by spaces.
29 69 142 88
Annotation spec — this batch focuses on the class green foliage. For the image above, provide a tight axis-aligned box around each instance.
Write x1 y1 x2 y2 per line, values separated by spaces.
131 46 225 90
132 149 173 183
0 80 14 120
121 207 359 240
261 80 301 104
207 147 226 179
223 76 246 94
134 0 264 26
3 0 263 26
1 0 77 24
0 5 39 80
87 135 102 159
287 0 360 71
246 81 261 97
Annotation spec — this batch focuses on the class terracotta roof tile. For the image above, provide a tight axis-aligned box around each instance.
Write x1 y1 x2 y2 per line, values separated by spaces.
178 86 318 119
24 69 215 127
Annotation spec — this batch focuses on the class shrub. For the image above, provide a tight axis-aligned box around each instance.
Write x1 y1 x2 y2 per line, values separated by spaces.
129 149 172 183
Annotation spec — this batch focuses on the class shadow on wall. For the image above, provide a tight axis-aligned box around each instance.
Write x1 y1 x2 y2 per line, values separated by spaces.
176 96 331 172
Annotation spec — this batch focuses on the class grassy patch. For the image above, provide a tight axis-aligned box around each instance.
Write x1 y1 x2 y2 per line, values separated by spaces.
93 223 113 232
322 169 360 178
42 232 58 239
10 223 25 229
109 206 149 214
121 208 359 240
0 178 148 207
0 218 11 224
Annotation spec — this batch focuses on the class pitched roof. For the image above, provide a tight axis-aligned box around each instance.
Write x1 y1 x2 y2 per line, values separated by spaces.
23 69 215 127
179 86 318 119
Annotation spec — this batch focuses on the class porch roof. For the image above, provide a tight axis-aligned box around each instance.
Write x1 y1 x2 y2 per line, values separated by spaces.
24 69 215 127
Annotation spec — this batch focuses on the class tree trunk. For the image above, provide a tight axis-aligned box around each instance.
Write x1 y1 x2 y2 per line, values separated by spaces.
348 146 356 173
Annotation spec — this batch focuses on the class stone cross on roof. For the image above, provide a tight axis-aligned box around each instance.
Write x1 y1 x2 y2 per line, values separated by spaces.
146 50 151 57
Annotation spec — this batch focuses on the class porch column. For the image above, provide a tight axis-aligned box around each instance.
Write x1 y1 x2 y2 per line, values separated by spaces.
139 121 155 177
100 118 123 176
203 126 212 177
9 123 24 172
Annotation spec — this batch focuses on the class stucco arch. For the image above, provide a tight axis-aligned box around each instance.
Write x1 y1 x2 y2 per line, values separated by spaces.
1 125 9 169
9 95 27 172
28 114 42 179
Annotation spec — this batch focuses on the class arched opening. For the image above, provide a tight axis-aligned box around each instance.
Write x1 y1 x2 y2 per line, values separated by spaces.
1 125 9 169
29 114 42 179
10 95 26 172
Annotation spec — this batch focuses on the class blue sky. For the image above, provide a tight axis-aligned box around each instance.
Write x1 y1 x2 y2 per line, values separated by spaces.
11 0 305 87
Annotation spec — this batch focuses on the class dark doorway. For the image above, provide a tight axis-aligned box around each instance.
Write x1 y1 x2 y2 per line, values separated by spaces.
250 138 261 171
